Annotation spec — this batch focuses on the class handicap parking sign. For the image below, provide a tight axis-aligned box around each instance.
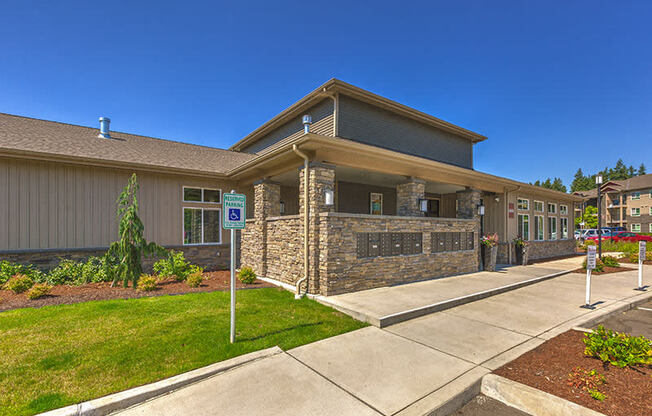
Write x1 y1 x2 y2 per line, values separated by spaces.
223 193 246 229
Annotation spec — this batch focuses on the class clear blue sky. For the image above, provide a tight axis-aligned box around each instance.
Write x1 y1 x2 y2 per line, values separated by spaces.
1 1 650 188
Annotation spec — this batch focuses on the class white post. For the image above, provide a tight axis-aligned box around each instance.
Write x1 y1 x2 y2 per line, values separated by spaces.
636 241 646 291
640 258 643 289
230 190 236 344
585 268 591 306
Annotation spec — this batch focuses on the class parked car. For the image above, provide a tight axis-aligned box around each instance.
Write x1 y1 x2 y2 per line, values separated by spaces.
574 230 583 239
586 231 652 243
582 229 599 239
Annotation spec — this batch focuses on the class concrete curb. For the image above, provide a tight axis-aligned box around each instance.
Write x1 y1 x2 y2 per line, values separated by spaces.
376 269 573 327
37 346 283 416
481 374 605 416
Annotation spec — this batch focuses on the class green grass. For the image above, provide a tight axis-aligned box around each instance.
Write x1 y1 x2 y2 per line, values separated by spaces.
0 288 367 416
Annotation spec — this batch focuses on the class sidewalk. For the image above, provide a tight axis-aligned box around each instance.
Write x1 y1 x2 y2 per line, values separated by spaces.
114 263 651 416
316 256 585 326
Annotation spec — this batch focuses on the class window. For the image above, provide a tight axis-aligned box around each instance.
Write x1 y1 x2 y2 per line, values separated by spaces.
560 205 568 215
631 223 641 232
631 207 641 217
547 203 557 214
534 215 544 241
650 224 652 233
183 187 222 204
370 193 383 215
561 217 568 239
534 201 544 212
518 214 530 240
631 192 640 200
517 198 529 210
183 208 221 245
548 217 557 240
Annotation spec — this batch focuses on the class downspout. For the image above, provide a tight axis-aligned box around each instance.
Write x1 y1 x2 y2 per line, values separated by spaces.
293 144 310 299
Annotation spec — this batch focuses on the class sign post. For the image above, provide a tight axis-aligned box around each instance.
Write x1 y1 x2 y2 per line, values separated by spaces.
582 245 597 308
223 191 246 343
635 241 647 291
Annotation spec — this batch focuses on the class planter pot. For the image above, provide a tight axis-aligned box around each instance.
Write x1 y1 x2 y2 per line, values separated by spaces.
483 245 498 271
515 245 529 265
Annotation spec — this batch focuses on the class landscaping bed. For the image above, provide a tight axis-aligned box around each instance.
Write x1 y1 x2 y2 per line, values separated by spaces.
494 330 652 416
571 265 634 275
0 287 367 415
0 271 274 312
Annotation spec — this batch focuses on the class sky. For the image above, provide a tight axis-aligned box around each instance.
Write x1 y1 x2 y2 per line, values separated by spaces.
1 1 651 189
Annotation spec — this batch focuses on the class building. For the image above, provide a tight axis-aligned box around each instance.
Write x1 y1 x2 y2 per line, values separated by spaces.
0 79 581 295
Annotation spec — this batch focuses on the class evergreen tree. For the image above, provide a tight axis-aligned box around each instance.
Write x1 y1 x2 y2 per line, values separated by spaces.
551 178 567 193
638 163 647 176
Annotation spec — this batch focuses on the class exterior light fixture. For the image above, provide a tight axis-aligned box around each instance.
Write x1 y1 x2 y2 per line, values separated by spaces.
595 175 603 185
419 199 428 212
324 189 334 206
280 201 285 215
477 205 485 216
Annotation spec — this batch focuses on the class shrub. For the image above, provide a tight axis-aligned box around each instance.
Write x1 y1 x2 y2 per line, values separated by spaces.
583 325 652 368
47 259 85 286
0 261 45 285
137 275 158 292
238 267 256 284
601 256 620 268
153 251 193 281
582 258 604 272
585 240 596 246
186 270 203 288
26 283 52 300
5 274 34 293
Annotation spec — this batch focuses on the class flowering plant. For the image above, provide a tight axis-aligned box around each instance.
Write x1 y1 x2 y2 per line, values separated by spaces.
481 233 499 247
513 237 528 248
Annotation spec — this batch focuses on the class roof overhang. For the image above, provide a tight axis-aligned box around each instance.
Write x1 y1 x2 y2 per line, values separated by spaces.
229 78 487 152
229 133 583 202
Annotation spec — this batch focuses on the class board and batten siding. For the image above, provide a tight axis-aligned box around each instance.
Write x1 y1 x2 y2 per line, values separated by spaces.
0 158 236 251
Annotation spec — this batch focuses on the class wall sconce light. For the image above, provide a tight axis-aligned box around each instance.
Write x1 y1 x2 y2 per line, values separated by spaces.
324 189 334 206
419 199 428 212
279 201 285 215
477 204 485 216
494 196 500 203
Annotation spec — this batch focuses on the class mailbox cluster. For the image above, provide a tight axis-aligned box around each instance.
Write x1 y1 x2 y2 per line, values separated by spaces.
357 232 423 258
431 232 475 253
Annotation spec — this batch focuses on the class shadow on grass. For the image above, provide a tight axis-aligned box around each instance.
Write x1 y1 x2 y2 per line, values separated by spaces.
239 321 324 342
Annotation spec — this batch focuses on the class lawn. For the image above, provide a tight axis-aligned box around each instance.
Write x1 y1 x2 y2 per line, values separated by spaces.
0 288 367 416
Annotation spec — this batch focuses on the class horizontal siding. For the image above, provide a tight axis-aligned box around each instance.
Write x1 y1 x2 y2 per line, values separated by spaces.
0 158 237 251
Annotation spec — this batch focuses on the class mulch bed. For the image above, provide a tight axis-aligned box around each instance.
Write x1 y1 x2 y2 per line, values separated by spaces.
0 271 274 312
571 266 635 275
618 257 652 265
494 330 652 416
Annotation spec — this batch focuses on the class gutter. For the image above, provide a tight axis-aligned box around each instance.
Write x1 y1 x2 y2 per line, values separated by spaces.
292 144 310 299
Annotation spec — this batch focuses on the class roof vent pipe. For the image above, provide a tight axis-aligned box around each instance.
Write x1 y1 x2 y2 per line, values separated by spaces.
302 115 312 134
98 117 111 139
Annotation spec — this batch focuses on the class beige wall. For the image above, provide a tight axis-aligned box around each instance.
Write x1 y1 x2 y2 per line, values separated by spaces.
507 192 575 241
0 157 237 251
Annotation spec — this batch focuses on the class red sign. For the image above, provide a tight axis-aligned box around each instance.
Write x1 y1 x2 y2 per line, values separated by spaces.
508 202 515 218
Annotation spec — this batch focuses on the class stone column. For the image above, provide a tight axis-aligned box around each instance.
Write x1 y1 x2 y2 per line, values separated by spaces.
245 179 280 277
396 177 426 216
456 188 483 270
299 162 335 294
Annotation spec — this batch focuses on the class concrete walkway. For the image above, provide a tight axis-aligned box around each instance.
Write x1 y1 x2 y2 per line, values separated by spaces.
317 256 585 326
115 263 651 416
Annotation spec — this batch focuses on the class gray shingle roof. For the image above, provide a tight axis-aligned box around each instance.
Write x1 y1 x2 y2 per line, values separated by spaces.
0 113 255 175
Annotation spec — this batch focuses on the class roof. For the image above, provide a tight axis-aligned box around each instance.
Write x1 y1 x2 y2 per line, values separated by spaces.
572 188 597 199
601 174 652 192
229 78 487 151
0 113 255 175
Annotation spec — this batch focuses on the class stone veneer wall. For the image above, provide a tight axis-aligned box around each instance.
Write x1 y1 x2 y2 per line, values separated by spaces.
264 216 304 286
318 212 479 296
525 239 577 261
0 244 231 272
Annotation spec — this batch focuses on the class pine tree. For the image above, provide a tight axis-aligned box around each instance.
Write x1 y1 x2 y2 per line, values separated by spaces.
638 163 647 176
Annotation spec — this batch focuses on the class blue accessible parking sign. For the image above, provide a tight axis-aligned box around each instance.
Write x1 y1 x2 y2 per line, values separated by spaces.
223 193 246 229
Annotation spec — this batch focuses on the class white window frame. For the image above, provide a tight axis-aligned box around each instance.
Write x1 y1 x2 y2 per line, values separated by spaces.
548 216 557 240
534 200 544 212
547 203 557 214
370 192 383 215
534 215 544 241
649 223 652 233
650 207 652 216
631 223 641 232
560 205 568 215
560 217 568 239
182 207 222 245
631 192 640 200
518 214 530 240
182 186 222 204
517 198 529 211
631 207 641 217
